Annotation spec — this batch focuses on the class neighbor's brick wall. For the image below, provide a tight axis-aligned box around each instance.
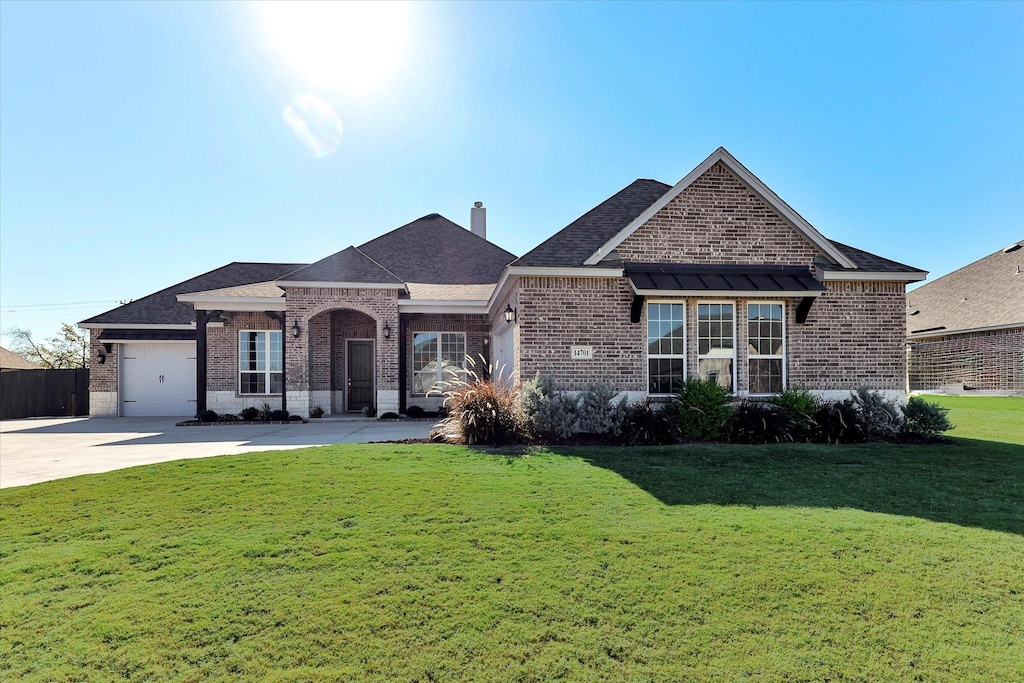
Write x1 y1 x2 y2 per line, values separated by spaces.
787 280 907 391
909 327 1024 394
89 329 118 392
617 161 824 265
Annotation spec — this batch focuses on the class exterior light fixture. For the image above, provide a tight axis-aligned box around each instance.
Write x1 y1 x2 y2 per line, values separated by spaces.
383 322 392 339
504 304 517 324
291 320 301 338
97 350 107 364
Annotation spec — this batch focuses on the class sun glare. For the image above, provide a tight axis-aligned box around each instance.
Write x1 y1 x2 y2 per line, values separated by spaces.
262 1 410 95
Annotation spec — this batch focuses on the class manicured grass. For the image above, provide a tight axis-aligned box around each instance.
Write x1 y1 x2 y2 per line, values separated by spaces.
927 395 1024 445
3 435 1022 681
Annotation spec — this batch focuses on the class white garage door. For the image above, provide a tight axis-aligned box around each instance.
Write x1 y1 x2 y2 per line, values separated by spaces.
121 343 197 417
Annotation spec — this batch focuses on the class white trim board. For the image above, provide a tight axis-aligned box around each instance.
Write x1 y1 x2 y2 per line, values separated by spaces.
583 147 857 269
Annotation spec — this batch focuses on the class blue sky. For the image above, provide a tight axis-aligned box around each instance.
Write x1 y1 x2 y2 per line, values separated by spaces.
1 1 1021 343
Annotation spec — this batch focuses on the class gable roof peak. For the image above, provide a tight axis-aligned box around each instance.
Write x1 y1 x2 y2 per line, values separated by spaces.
583 148 858 269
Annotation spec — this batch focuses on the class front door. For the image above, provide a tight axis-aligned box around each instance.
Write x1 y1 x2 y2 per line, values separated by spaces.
347 340 374 411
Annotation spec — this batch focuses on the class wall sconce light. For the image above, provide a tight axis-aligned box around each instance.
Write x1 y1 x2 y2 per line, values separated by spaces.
383 322 392 339
504 304 517 324
97 350 107 365
291 320 301 338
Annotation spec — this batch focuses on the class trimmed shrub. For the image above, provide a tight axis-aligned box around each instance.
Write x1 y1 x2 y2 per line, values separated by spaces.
288 414 303 422
379 412 400 420
406 406 426 419
435 360 524 446
521 373 576 440
851 387 903 440
239 407 260 421
730 400 796 444
813 398 867 444
620 399 678 446
574 383 628 438
770 386 817 441
268 409 289 421
197 409 218 422
673 377 733 441
902 397 953 438
219 413 240 422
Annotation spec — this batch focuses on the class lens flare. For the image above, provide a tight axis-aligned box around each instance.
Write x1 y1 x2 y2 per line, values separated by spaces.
283 94 343 157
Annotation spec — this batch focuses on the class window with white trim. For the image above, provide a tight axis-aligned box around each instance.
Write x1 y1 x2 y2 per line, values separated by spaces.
239 330 282 394
647 302 685 394
747 302 785 394
697 302 735 391
412 332 466 395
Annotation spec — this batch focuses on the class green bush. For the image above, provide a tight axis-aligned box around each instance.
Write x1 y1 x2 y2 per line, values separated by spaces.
620 399 678 446
239 407 260 421
673 377 733 441
219 413 240 422
379 412 400 420
197 409 218 422
902 396 954 438
730 399 796 444
268 409 289 421
770 386 817 441
406 406 427 419
851 387 903 440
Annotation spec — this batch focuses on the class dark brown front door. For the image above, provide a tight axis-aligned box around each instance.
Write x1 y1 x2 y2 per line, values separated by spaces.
347 340 374 411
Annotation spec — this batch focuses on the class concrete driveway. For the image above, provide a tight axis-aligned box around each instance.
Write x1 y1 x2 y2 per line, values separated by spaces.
0 417 433 488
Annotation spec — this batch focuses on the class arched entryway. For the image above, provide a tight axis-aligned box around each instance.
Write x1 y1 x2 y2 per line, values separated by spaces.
307 308 379 413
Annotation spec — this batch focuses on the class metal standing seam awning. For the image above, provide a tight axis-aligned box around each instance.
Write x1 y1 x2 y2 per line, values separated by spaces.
624 263 827 323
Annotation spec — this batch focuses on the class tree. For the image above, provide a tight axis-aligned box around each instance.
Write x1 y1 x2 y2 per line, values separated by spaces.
6 324 89 369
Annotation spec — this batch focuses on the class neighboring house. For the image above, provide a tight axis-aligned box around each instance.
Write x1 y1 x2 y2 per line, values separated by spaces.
0 346 42 371
907 240 1024 395
81 147 926 417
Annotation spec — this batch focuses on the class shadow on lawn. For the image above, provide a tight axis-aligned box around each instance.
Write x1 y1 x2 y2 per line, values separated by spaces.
549 438 1024 536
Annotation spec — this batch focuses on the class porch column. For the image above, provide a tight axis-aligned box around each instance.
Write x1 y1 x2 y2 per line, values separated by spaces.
194 309 222 416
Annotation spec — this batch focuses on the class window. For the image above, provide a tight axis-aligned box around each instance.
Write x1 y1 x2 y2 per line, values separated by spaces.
239 330 282 394
697 302 735 391
412 332 466 395
748 303 785 394
647 302 685 394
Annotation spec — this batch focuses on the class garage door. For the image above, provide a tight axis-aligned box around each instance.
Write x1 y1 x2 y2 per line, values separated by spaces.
121 343 197 417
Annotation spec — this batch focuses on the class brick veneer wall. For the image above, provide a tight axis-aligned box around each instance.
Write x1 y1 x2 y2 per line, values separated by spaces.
281 287 400 398
405 313 489 407
329 310 377 410
617 161 824 265
88 329 117 392
207 312 280 392
909 327 1024 394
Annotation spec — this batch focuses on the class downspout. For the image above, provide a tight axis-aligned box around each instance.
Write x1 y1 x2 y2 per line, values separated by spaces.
266 311 286 414
195 309 222 416
398 312 408 414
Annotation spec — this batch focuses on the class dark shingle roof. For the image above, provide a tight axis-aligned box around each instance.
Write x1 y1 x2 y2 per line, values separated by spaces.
826 241 924 273
513 180 672 267
626 263 826 294
358 214 516 284
0 346 41 370
907 240 1024 335
278 246 403 284
80 262 305 327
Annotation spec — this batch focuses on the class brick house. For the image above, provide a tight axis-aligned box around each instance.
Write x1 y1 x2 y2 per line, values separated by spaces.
907 240 1024 395
81 148 926 417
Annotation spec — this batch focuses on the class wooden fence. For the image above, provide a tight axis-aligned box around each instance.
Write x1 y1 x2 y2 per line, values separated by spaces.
0 369 90 419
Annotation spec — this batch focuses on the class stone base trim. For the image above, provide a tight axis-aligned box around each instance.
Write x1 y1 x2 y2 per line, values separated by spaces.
207 392 284 416
377 390 399 413
89 392 119 417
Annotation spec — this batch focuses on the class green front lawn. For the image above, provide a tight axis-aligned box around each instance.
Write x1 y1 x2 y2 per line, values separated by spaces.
2 398 1022 681
928 394 1024 445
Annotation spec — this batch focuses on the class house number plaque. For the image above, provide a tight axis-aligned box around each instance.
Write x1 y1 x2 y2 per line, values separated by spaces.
571 346 593 360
